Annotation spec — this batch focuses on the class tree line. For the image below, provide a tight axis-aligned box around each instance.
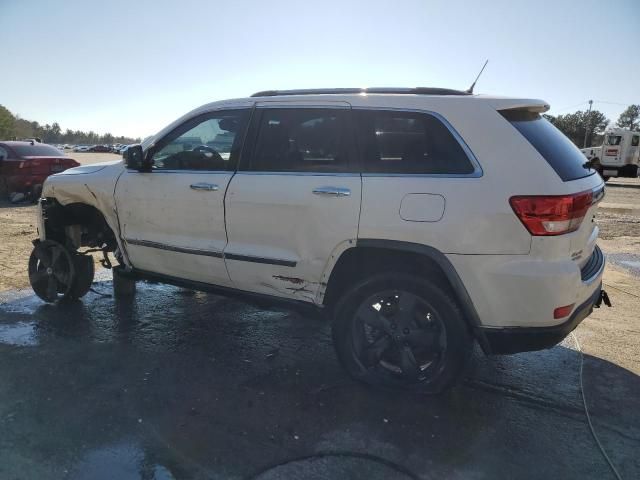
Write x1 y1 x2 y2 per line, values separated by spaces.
0 104 141 145
544 104 639 148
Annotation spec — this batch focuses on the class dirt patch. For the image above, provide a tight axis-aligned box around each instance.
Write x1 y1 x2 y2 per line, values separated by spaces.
66 151 120 165
0 203 38 291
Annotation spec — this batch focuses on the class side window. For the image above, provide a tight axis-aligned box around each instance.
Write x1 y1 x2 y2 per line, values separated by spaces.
247 108 351 172
632 135 639 147
151 109 249 171
355 110 475 175
0 146 7 161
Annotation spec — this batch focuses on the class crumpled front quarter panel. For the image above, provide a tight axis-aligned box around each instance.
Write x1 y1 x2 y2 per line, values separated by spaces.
42 163 126 259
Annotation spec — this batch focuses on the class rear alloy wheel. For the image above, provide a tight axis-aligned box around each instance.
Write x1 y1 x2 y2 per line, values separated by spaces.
332 273 472 394
28 240 75 303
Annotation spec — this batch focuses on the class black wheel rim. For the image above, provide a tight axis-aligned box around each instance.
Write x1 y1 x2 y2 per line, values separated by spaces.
29 241 75 302
351 289 447 384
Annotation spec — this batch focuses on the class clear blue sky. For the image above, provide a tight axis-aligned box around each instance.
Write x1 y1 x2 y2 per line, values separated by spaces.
1 0 638 139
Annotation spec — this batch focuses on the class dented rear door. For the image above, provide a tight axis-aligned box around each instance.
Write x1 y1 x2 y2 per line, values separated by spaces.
223 102 361 303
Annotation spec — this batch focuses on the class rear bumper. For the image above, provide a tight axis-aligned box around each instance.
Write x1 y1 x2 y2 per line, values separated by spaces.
479 284 602 354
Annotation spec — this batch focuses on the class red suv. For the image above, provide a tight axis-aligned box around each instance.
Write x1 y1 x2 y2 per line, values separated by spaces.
0 141 80 200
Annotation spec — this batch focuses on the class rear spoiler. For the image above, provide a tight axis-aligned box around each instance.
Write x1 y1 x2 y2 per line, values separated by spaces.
478 96 550 113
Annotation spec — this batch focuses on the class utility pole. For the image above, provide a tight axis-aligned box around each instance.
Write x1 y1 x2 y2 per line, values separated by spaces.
583 99 593 148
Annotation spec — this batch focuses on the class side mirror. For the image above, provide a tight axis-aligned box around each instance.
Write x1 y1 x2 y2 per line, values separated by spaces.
124 144 152 172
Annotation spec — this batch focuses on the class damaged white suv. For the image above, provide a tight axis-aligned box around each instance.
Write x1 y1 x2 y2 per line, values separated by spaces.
31 87 607 393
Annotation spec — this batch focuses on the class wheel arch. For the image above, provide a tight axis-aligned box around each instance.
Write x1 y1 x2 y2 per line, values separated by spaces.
41 199 118 251
322 239 489 351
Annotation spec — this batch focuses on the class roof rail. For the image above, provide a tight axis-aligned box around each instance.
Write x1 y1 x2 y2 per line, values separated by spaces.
250 87 471 98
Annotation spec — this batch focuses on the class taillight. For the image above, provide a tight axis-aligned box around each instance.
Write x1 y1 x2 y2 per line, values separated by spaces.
510 190 593 236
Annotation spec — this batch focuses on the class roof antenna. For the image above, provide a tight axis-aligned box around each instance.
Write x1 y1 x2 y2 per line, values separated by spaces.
466 59 488 94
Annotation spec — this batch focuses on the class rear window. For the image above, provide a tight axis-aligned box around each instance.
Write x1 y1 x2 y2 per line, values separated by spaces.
500 110 595 181
10 143 65 157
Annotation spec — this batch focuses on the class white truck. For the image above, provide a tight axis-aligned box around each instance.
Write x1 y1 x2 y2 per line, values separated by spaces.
581 127 640 181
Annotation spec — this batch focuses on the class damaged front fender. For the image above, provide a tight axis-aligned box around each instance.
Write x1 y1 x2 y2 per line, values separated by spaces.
41 160 131 267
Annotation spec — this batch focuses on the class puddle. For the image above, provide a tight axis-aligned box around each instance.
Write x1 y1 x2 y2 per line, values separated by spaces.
620 260 640 269
0 321 38 346
68 441 176 480
607 253 640 277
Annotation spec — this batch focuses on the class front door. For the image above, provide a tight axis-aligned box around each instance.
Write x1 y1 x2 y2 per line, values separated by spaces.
115 108 251 286
224 102 361 302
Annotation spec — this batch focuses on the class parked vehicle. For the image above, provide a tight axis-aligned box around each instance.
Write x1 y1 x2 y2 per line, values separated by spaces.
73 145 91 152
0 141 79 200
581 127 640 181
30 87 608 393
90 145 111 153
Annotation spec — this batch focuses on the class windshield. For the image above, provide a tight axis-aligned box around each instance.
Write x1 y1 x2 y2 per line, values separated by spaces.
11 143 65 157
606 135 622 146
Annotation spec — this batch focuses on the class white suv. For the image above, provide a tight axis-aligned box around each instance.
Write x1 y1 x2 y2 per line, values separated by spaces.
30 87 606 393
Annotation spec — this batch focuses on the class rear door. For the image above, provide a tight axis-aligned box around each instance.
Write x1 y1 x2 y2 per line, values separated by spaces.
602 133 624 167
223 102 361 302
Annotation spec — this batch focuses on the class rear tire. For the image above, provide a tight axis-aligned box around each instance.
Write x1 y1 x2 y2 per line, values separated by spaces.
331 273 472 394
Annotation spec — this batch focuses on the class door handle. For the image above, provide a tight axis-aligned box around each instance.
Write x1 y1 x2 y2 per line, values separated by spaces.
312 186 351 197
190 182 219 191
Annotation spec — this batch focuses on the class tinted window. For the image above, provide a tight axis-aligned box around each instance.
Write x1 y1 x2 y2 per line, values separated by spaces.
247 108 350 172
500 110 595 181
152 109 249 171
0 146 7 160
632 135 639 147
11 143 65 157
355 110 474 174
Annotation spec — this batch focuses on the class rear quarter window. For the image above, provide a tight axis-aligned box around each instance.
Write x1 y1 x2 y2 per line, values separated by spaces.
500 110 595 181
355 110 475 175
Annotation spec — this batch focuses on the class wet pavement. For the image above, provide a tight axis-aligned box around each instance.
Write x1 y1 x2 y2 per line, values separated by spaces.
0 277 638 479
607 252 640 278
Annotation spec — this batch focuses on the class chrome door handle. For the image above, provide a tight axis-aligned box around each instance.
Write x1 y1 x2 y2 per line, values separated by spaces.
190 182 219 191
312 186 351 197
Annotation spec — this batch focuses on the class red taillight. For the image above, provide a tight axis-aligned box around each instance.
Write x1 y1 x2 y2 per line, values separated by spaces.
510 190 593 236
554 303 575 319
